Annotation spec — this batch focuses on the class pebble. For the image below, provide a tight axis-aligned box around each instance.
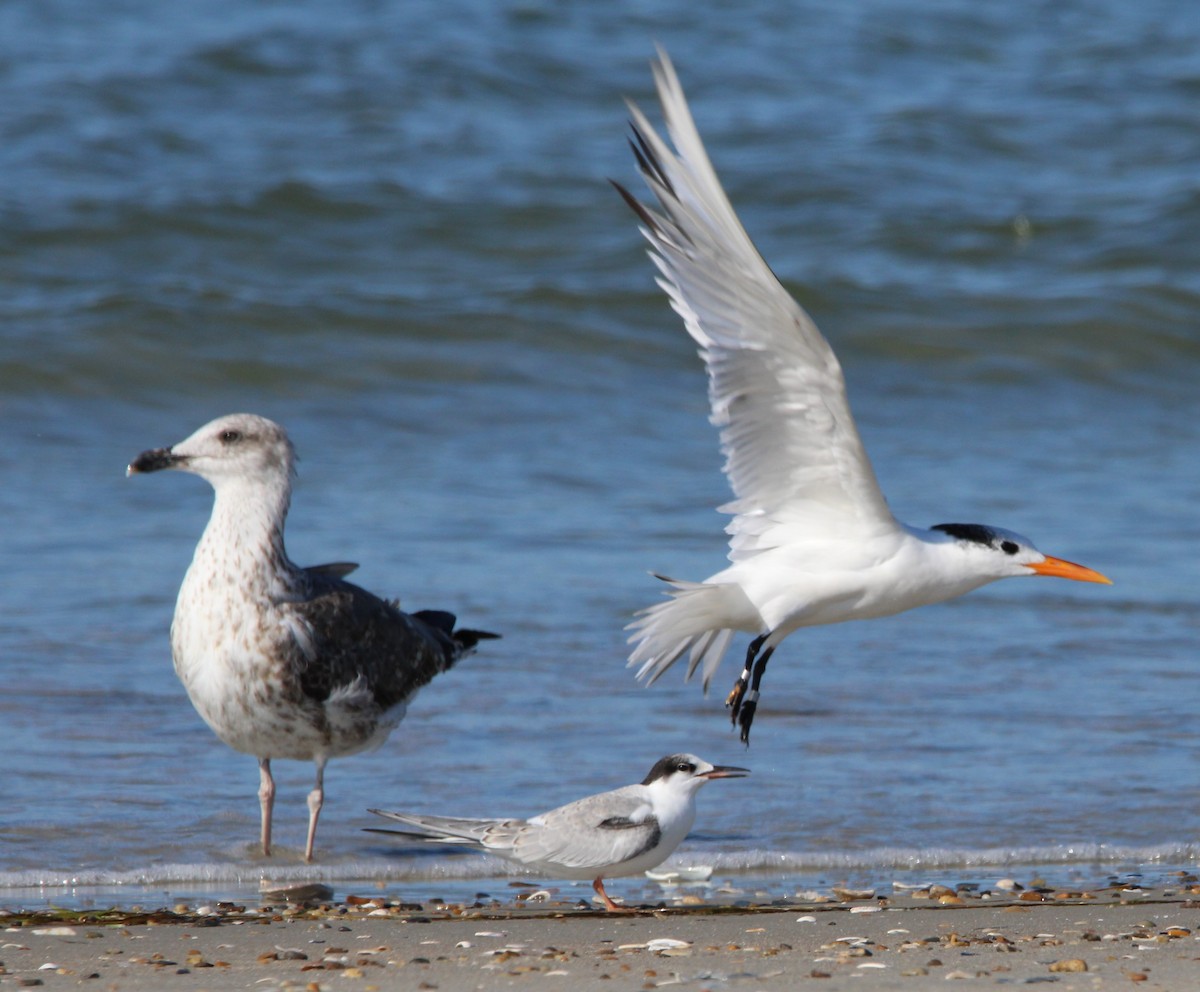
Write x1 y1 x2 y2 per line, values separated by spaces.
646 939 691 952
1049 959 1088 973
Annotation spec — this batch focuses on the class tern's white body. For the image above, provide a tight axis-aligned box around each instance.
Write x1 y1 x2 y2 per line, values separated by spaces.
617 51 1111 740
680 524 1007 636
369 753 747 911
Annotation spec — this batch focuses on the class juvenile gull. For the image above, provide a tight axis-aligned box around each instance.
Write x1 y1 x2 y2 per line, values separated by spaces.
615 50 1112 743
128 413 497 862
367 753 747 912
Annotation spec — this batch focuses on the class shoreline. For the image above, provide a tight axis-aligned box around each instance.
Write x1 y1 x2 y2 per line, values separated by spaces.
4 881 1198 990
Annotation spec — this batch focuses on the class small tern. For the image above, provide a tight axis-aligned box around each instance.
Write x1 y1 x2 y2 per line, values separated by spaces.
367 753 747 912
614 50 1112 743
128 413 497 861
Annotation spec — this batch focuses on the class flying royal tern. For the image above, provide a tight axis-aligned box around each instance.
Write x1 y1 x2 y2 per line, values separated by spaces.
614 50 1112 743
367 753 747 912
128 413 497 861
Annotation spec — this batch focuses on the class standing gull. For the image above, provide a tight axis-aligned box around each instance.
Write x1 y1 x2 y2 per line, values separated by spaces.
614 50 1111 743
367 753 747 912
128 412 497 861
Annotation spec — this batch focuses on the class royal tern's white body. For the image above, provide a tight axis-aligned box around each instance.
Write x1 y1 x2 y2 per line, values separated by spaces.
129 413 496 861
617 51 1111 741
368 753 747 911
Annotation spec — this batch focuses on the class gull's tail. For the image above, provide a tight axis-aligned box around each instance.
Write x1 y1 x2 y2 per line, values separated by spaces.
411 610 500 656
626 576 754 690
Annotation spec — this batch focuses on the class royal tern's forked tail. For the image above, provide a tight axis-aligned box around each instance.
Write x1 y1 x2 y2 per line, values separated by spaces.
615 49 1112 744
367 753 748 912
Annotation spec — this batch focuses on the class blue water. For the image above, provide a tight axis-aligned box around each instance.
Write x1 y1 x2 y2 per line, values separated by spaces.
2 0 1199 909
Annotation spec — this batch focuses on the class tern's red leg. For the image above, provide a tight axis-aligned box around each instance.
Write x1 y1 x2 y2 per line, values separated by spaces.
593 878 635 913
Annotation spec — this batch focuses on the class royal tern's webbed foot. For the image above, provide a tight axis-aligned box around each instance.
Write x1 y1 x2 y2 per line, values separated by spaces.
726 634 768 726
736 697 757 743
737 644 776 745
725 668 750 716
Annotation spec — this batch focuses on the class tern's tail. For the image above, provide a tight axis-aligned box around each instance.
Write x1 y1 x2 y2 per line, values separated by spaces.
626 576 754 690
365 809 499 847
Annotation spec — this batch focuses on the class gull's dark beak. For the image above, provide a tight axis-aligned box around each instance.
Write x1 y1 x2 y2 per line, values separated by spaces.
701 765 750 780
127 447 183 476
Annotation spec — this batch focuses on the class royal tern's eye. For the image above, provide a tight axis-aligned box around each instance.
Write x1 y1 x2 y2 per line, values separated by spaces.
676 761 695 773
1000 541 1019 555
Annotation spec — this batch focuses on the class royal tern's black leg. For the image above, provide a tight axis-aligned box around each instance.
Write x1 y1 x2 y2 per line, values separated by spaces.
726 633 768 722
737 644 776 744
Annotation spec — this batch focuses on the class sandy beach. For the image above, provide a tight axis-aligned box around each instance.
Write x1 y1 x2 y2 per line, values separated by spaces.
4 880 1198 991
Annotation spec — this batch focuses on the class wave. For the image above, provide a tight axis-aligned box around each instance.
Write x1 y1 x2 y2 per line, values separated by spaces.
3 842 1195 908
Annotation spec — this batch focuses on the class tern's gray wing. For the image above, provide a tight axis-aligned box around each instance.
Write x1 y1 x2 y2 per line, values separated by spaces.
281 571 465 712
619 49 898 553
506 785 661 871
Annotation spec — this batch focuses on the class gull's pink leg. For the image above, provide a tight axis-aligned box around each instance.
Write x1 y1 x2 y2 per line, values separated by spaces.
258 758 275 857
304 757 327 863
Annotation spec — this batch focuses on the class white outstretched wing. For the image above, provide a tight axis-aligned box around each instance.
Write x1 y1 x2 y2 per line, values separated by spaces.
620 49 898 557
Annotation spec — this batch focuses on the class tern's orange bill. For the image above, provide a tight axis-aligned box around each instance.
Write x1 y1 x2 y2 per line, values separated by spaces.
1027 556 1112 585
702 766 750 779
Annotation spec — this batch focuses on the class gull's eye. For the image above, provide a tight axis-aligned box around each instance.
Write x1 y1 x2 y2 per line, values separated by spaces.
1000 541 1019 555
219 429 243 445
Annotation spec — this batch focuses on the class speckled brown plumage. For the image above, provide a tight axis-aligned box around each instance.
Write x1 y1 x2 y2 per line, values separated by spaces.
129 413 497 862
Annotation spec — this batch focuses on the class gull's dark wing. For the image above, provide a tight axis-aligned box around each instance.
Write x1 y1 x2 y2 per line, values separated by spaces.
280 569 483 711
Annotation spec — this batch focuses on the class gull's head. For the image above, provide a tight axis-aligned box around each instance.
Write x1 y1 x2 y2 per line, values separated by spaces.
641 753 749 797
931 523 1112 585
127 413 296 490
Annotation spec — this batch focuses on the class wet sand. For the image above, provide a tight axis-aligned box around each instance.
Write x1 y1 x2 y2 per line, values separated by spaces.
3 881 1198 990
